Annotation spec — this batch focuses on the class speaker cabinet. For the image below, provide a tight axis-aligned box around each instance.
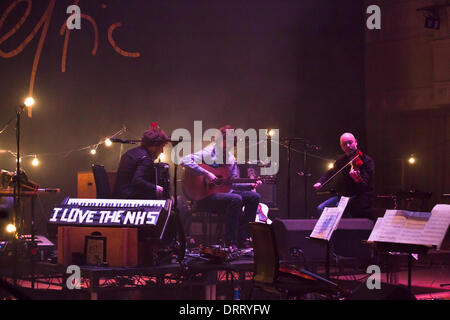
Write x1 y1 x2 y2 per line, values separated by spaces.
272 218 374 262
77 171 117 198
256 183 277 208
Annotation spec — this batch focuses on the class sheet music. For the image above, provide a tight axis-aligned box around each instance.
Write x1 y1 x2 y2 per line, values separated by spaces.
367 205 450 249
367 218 384 242
420 204 450 250
310 196 349 241
397 211 431 245
366 210 404 243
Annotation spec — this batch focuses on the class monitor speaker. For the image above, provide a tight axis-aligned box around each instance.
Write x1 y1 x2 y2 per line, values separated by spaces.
272 218 374 262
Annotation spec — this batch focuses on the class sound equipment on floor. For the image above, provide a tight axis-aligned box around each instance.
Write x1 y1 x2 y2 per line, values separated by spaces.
272 218 374 263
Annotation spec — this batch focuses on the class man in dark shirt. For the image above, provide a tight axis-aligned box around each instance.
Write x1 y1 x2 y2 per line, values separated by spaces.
313 132 375 219
113 125 169 199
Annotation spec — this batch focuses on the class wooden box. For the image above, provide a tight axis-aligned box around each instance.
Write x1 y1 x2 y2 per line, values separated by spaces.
57 226 138 267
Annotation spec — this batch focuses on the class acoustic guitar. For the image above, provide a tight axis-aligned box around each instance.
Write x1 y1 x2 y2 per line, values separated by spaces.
183 163 270 201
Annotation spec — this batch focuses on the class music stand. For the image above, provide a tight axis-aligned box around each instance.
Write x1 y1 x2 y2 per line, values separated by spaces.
366 205 450 293
307 196 350 278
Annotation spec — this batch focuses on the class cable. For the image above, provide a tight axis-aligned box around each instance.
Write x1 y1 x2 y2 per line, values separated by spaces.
0 116 15 136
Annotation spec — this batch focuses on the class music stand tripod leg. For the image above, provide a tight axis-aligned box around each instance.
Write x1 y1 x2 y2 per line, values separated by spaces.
326 241 330 279
408 253 412 292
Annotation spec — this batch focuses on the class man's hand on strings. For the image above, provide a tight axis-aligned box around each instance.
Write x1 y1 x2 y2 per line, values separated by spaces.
205 171 217 183
251 177 263 189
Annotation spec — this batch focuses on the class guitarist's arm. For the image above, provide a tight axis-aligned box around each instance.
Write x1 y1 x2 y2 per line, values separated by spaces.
180 149 217 181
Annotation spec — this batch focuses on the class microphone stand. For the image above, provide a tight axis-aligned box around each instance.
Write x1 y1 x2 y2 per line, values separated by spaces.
169 139 186 264
297 142 310 218
297 141 320 218
13 104 26 286
281 137 307 218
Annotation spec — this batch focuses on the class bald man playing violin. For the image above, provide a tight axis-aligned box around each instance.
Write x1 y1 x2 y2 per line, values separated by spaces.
313 133 375 219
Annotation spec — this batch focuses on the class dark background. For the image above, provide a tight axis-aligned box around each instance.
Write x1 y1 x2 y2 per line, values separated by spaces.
0 0 365 235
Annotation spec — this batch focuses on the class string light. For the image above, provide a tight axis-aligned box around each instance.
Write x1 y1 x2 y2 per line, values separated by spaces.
6 224 16 233
105 138 112 147
3 126 126 168
31 155 39 167
24 97 35 107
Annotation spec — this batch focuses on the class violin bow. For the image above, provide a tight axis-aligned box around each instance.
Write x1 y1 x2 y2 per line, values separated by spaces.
316 152 362 191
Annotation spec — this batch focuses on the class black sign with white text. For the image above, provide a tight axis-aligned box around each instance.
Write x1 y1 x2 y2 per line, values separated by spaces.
48 206 161 227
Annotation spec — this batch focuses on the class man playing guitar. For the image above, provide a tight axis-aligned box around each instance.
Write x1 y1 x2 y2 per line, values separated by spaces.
180 125 261 248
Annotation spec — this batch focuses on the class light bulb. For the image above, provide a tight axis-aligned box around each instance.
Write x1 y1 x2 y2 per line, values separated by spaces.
105 138 112 147
32 156 39 167
24 97 35 107
6 224 16 233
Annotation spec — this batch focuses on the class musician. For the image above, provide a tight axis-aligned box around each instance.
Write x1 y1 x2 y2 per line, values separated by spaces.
113 124 169 199
313 132 374 218
180 125 260 248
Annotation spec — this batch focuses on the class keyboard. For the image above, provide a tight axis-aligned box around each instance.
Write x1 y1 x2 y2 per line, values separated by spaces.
48 197 172 240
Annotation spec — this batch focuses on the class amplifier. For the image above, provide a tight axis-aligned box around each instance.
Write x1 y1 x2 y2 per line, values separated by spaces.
77 171 116 198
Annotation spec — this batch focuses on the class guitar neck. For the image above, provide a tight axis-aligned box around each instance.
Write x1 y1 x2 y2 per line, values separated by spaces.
227 178 257 183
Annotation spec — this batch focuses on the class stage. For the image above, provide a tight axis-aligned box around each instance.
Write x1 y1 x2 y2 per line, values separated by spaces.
1 245 450 300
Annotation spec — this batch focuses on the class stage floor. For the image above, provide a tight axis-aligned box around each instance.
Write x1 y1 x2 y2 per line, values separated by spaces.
1 250 449 300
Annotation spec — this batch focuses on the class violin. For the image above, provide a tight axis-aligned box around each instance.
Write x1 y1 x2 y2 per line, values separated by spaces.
349 150 364 183
317 149 364 191
350 149 364 171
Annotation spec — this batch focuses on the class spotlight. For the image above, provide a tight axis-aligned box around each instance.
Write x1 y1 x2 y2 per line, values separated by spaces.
31 156 39 167
105 138 112 147
328 162 334 169
6 224 16 233
408 156 416 164
24 97 35 107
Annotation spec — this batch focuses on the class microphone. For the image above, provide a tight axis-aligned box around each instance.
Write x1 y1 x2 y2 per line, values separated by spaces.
167 137 185 146
110 138 139 144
